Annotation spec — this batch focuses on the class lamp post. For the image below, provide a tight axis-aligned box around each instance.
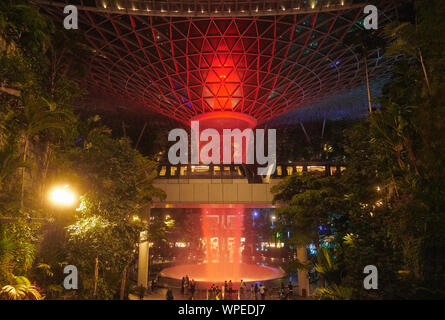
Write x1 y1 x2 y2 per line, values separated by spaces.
49 185 77 207
252 210 258 226
271 215 276 248
48 184 78 248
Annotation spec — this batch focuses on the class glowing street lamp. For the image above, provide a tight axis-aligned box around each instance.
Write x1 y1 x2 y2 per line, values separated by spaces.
49 185 77 207
252 210 258 227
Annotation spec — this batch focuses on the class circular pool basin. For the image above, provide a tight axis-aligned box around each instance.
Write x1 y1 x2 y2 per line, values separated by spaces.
160 263 284 283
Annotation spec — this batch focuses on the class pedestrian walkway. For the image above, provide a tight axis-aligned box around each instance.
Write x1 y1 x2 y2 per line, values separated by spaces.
129 286 312 300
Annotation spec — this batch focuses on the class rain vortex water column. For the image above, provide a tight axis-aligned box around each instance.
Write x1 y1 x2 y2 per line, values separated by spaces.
192 111 257 283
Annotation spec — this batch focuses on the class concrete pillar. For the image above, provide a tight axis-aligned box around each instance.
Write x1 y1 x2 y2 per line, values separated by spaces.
137 206 151 288
137 230 149 288
297 246 310 297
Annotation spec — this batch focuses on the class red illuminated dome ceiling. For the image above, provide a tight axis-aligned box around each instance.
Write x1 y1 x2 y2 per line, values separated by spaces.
38 1 398 125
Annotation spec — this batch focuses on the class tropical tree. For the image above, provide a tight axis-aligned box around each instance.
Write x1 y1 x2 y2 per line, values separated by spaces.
59 126 165 299
314 248 341 286
343 29 387 113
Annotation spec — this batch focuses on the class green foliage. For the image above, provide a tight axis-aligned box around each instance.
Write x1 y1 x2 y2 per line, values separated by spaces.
314 248 341 285
273 1 445 299
132 285 146 299
60 132 165 299
272 174 347 246
314 285 353 300
0 1 165 300
0 275 43 300
0 0 51 54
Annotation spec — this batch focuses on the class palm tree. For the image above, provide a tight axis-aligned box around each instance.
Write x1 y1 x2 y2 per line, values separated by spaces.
344 30 387 114
0 142 26 191
314 247 342 288
314 284 353 300
386 22 431 94
18 96 72 207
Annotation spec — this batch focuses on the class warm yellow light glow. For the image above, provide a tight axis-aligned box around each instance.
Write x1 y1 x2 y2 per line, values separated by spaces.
175 242 186 248
49 185 76 207
271 215 276 220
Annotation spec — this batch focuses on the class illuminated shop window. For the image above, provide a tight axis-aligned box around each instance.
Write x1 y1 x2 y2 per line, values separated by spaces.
308 166 325 174
213 165 221 176
330 166 337 175
191 165 209 173
295 166 303 174
180 165 188 176
223 166 231 177
234 166 243 176
276 166 282 176
170 166 178 176
286 166 293 175
159 166 166 176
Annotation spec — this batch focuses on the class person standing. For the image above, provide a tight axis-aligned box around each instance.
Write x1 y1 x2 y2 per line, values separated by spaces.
259 283 265 300
239 280 245 299
254 283 259 300
279 288 286 300
181 277 185 295
215 286 221 300
151 278 156 292
228 280 233 298
288 282 293 300
190 279 196 299
166 287 174 300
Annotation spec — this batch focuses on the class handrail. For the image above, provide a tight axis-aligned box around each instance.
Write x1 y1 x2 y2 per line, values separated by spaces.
33 0 363 17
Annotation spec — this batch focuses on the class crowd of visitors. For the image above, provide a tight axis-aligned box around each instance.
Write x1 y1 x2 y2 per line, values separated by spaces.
164 276 296 300
180 275 197 298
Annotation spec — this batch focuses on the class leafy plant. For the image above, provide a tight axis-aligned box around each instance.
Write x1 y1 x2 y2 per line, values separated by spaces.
314 285 353 300
0 275 44 300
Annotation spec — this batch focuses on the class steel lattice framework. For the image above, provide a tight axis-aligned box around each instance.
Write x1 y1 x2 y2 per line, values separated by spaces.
38 1 397 125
